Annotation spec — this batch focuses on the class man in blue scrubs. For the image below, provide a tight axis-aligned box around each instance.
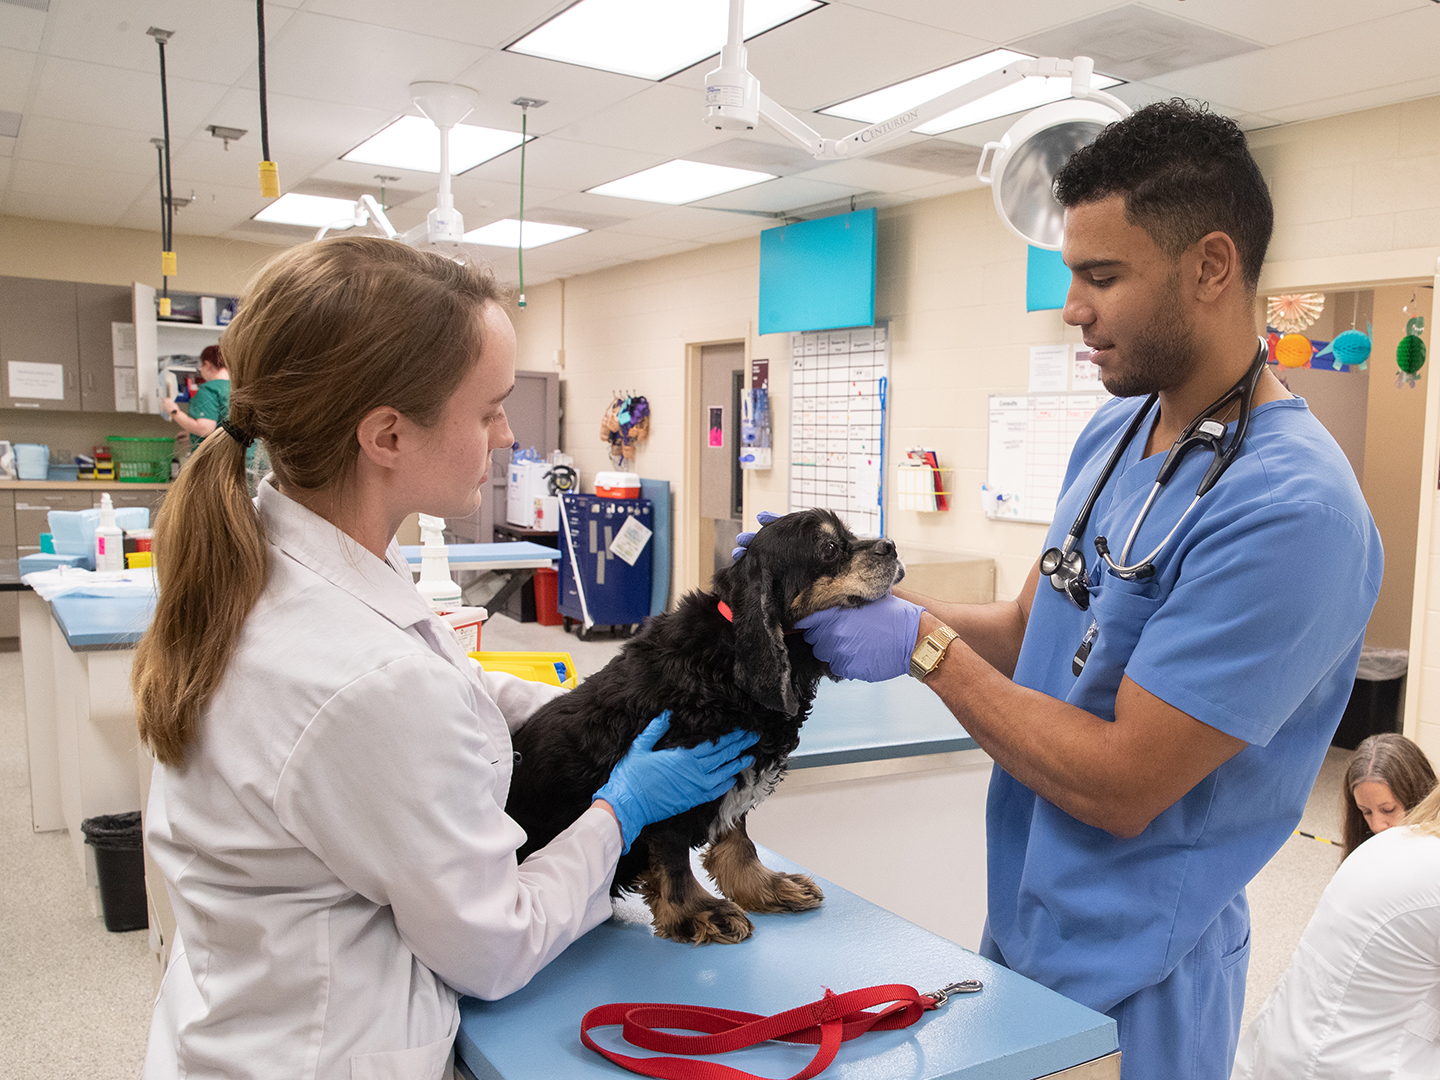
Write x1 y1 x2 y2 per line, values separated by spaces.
791 101 1383 1077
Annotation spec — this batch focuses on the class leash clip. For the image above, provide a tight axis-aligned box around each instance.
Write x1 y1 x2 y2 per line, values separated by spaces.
925 979 983 1007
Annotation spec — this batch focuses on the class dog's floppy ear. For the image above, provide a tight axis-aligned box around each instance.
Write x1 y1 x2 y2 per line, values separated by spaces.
729 566 799 716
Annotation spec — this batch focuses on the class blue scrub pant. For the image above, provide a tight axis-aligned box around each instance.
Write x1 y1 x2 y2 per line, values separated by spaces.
983 894 1251 1080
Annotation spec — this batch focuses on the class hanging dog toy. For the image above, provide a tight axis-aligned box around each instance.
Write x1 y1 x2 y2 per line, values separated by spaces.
1397 315 1426 389
601 394 650 467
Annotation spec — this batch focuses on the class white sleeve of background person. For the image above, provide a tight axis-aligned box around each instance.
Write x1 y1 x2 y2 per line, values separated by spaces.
470 657 568 734
275 653 620 1000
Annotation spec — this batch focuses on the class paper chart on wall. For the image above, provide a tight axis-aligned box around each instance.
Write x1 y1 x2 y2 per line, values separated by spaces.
985 392 1108 524
788 325 888 538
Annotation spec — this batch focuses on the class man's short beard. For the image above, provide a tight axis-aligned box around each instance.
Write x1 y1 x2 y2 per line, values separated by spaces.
1102 271 1197 398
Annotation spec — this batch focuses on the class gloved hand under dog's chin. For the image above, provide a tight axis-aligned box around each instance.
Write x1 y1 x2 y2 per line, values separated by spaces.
794 594 923 682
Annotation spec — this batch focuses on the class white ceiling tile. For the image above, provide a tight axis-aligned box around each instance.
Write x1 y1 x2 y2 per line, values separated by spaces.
0 3 46 52
29 55 229 136
799 156 959 193
0 46 38 114
1145 0 1424 49
548 83 729 158
9 156 151 205
461 137 659 197
201 87 395 163
41 1 300 84
830 0 1122 46
1 188 132 226
1147 7 1440 116
245 11 489 112
13 114 160 173
524 189 666 221
693 174 864 213
449 45 652 134
669 3 996 114
303 0 563 49
603 204 769 240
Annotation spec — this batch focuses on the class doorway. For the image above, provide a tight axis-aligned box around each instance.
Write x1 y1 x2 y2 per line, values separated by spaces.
697 342 744 590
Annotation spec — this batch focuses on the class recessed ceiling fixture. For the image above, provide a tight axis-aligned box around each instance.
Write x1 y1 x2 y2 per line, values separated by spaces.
342 115 530 174
253 192 363 228
463 219 587 248
822 48 1122 134
587 159 775 204
508 0 823 81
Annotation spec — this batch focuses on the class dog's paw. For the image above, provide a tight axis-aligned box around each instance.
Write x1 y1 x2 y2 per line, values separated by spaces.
741 872 825 914
654 898 754 945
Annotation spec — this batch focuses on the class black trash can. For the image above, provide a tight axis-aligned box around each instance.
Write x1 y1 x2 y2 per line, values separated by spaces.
1331 647 1409 752
81 811 149 933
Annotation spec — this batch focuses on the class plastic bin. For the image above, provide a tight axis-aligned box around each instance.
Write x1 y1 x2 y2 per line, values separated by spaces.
107 436 175 482
80 812 149 932
13 443 49 480
1332 647 1408 751
470 651 578 688
533 567 562 626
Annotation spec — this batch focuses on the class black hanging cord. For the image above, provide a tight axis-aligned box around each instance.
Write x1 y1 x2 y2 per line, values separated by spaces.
153 31 175 298
256 0 270 163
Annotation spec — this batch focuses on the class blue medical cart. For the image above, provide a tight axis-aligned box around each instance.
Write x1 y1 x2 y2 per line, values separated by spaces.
557 494 653 640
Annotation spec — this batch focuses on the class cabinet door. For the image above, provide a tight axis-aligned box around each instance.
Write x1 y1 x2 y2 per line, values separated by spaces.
76 283 131 412
0 277 81 411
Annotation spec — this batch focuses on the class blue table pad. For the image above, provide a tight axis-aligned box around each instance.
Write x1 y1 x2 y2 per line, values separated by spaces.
400 541 559 566
49 594 156 649
793 677 977 767
457 848 1115 1080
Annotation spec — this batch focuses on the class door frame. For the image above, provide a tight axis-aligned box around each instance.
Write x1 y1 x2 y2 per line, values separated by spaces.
681 331 750 599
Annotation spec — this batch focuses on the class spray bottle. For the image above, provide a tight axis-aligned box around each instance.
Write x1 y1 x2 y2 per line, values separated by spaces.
415 513 462 613
94 493 125 572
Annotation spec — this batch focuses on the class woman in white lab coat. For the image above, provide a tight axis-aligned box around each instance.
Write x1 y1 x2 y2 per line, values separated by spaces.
134 237 756 1080
1231 782 1440 1079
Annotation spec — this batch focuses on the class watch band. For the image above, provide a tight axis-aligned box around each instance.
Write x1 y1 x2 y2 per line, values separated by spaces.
909 623 959 680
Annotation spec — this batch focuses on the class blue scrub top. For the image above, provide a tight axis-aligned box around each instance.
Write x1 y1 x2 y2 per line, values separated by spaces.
988 393 1383 1016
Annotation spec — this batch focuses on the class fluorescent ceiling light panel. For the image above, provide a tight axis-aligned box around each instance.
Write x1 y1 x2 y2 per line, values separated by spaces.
252 193 359 228
822 48 1122 134
463 219 587 248
342 115 528 174
587 159 775 204
509 0 823 81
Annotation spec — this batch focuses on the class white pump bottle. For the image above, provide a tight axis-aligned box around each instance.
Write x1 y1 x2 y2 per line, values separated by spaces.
415 513 462 613
94 493 125 572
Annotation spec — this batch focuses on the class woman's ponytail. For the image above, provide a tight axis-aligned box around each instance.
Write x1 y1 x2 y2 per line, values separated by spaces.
134 424 267 765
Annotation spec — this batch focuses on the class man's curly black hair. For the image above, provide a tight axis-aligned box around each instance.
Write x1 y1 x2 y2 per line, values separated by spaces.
1053 99 1273 293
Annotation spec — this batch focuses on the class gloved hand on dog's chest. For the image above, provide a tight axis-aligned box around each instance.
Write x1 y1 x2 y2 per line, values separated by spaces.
593 712 760 853
795 593 924 682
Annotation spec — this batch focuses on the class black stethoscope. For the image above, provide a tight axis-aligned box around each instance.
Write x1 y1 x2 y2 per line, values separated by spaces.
1039 337 1270 612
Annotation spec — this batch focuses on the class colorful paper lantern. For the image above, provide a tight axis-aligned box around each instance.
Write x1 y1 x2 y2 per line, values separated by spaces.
1330 329 1372 368
1276 333 1313 368
1266 293 1325 334
1397 334 1426 376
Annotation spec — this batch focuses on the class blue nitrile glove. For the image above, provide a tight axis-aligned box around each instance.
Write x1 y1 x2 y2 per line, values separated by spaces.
594 712 759 852
795 594 924 682
731 510 783 561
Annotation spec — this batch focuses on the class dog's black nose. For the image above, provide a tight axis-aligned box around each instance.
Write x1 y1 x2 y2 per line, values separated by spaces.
875 539 896 558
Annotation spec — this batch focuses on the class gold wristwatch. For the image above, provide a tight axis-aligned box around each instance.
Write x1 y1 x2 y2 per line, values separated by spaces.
910 623 958 680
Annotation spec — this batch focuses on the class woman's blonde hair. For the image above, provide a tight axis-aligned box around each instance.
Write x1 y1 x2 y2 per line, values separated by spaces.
134 236 503 765
1405 780 1440 838
1341 732 1438 858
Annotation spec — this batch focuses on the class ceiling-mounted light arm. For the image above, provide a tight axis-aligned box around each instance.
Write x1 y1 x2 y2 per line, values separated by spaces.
756 92 826 156
313 193 398 242
409 81 480 244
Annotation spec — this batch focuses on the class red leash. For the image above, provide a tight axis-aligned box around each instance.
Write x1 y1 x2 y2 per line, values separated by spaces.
580 981 981 1080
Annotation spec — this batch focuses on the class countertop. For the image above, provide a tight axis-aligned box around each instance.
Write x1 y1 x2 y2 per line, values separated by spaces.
0 479 170 490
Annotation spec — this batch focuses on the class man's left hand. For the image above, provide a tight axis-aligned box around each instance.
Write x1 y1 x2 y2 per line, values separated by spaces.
795 594 923 682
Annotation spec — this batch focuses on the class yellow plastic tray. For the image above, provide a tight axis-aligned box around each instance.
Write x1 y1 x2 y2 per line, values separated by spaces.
470 650 578 689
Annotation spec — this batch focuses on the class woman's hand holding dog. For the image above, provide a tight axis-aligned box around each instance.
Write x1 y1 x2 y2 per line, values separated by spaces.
796 594 924 682
593 712 760 852
731 510 782 561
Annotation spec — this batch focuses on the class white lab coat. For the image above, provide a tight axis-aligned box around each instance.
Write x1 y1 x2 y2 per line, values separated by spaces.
142 480 622 1080
1232 824 1440 1080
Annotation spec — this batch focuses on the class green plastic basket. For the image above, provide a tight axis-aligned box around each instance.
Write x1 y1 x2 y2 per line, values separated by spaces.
107 436 175 483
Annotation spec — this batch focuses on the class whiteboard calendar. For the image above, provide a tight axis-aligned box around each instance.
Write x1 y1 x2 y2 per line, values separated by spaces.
985 392 1109 524
789 325 889 537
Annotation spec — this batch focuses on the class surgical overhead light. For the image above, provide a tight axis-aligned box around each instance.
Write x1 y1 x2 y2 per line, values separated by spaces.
706 0 1131 248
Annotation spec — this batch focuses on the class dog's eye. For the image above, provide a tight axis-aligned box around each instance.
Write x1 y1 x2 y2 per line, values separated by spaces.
819 539 840 560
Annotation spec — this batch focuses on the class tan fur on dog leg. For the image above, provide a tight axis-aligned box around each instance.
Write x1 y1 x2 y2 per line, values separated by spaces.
703 820 825 914
639 847 755 944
